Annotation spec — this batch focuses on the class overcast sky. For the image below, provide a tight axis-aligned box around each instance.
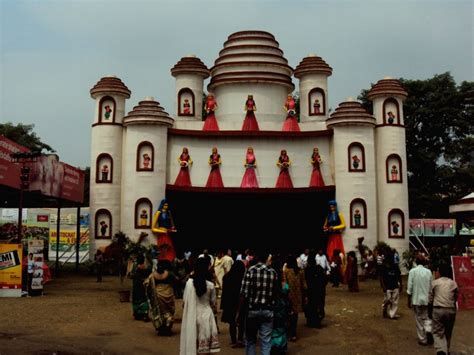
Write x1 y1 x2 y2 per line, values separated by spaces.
1 0 472 168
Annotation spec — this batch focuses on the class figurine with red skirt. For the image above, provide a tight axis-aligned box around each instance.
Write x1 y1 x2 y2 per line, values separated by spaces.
151 199 177 262
282 94 300 132
206 147 224 188
203 93 219 131
323 200 346 259
241 94 260 131
309 147 325 187
174 147 193 186
275 149 293 188
240 147 259 188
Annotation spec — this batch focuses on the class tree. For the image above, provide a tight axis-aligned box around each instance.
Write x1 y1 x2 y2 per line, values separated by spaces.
0 122 54 153
359 73 473 217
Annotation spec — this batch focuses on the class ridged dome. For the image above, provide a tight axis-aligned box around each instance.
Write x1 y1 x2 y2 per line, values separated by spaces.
367 78 407 100
326 99 376 127
123 97 174 127
90 76 131 99
171 55 210 78
294 54 333 78
208 30 294 91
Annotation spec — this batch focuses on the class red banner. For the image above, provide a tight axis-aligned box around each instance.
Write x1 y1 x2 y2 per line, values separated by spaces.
0 136 30 189
451 256 474 310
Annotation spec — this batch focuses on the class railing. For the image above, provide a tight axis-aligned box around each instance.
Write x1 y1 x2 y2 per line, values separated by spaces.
56 229 90 267
409 226 429 255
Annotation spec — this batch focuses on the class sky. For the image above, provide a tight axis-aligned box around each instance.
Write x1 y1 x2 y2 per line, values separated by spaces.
1 0 472 168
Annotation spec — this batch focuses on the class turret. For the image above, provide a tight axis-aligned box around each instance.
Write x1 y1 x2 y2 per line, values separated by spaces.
89 76 130 253
326 98 378 249
121 97 174 241
367 77 409 253
294 54 333 123
171 55 210 122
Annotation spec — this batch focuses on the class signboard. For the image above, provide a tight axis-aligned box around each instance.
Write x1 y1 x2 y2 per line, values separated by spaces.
28 239 44 291
409 219 456 237
451 256 474 310
49 229 90 252
0 244 23 297
0 135 29 189
409 219 422 236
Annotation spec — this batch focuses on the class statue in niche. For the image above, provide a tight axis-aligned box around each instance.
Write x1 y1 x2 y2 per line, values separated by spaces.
354 208 362 227
391 221 400 236
183 98 191 115
140 209 148 226
391 165 398 181
241 95 259 131
313 98 321 114
352 155 361 170
101 164 109 181
104 105 112 120
142 153 151 169
203 94 219 131
99 220 108 237
387 111 395 124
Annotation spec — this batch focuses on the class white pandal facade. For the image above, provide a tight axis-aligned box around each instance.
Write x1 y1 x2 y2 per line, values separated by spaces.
89 30 410 257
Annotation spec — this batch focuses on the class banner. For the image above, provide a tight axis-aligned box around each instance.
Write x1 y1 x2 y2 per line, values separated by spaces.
49 229 90 252
28 239 44 291
0 244 23 297
0 136 29 189
451 256 474 310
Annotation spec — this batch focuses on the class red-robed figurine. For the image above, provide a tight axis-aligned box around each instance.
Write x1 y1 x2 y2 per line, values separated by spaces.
309 147 325 187
241 94 260 131
203 94 219 131
275 149 294 188
206 147 224 188
174 147 193 187
240 147 259 188
282 94 300 132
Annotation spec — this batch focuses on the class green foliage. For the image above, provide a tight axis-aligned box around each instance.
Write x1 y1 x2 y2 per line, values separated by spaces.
0 122 54 153
402 248 416 271
359 73 473 217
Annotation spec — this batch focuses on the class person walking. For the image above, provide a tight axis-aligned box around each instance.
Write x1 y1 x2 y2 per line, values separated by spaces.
430 263 458 355
305 251 327 327
237 250 277 355
407 256 433 346
381 251 402 319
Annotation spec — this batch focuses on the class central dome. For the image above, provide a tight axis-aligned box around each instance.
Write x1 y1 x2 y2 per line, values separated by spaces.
208 30 294 91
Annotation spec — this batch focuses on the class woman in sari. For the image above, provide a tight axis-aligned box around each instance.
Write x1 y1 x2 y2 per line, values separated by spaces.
240 147 259 188
275 150 293 188
180 257 220 354
282 94 300 132
203 94 219 131
151 199 177 262
151 260 176 335
174 147 193 187
345 251 359 292
206 147 224 188
241 94 260 131
309 147 325 187
131 254 152 321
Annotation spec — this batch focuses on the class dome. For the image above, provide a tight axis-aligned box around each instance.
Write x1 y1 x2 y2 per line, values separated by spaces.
294 54 333 78
90 76 131 99
171 55 210 78
208 30 294 91
326 100 376 127
123 98 174 127
366 78 407 100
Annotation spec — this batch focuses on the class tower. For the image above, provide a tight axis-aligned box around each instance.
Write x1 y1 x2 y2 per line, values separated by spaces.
89 76 131 252
326 98 378 249
121 97 174 241
294 54 333 125
368 78 409 252
171 55 210 123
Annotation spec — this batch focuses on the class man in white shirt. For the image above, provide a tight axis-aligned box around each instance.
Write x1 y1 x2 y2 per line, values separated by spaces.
315 249 331 275
407 256 433 346
297 248 310 269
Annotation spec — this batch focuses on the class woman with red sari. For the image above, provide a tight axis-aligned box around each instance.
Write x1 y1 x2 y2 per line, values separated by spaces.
174 147 193 187
206 147 224 188
241 94 260 131
151 199 177 262
309 147 325 187
240 147 259 188
282 94 300 132
275 149 294 188
323 200 346 259
203 94 219 131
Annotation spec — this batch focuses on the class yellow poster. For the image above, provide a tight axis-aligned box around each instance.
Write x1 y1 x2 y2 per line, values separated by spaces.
0 244 23 297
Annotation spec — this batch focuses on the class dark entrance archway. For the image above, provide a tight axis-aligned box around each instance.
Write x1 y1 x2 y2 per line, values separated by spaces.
166 185 335 255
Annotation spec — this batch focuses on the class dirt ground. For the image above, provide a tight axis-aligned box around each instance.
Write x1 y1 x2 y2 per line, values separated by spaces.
0 272 473 355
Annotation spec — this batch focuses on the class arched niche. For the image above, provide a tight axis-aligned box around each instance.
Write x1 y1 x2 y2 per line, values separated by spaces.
178 88 195 117
386 154 403 183
96 153 113 183
388 208 405 238
308 88 326 116
348 142 366 172
135 198 152 229
95 209 112 239
350 198 367 229
98 96 116 123
136 141 154 171
383 98 401 125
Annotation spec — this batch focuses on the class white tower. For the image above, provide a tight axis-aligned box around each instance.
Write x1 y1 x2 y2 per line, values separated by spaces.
121 98 174 242
294 54 333 124
368 78 409 252
171 55 210 122
326 98 378 250
89 76 130 253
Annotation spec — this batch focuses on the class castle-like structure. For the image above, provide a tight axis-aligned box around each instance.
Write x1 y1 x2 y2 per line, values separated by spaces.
89 30 409 255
